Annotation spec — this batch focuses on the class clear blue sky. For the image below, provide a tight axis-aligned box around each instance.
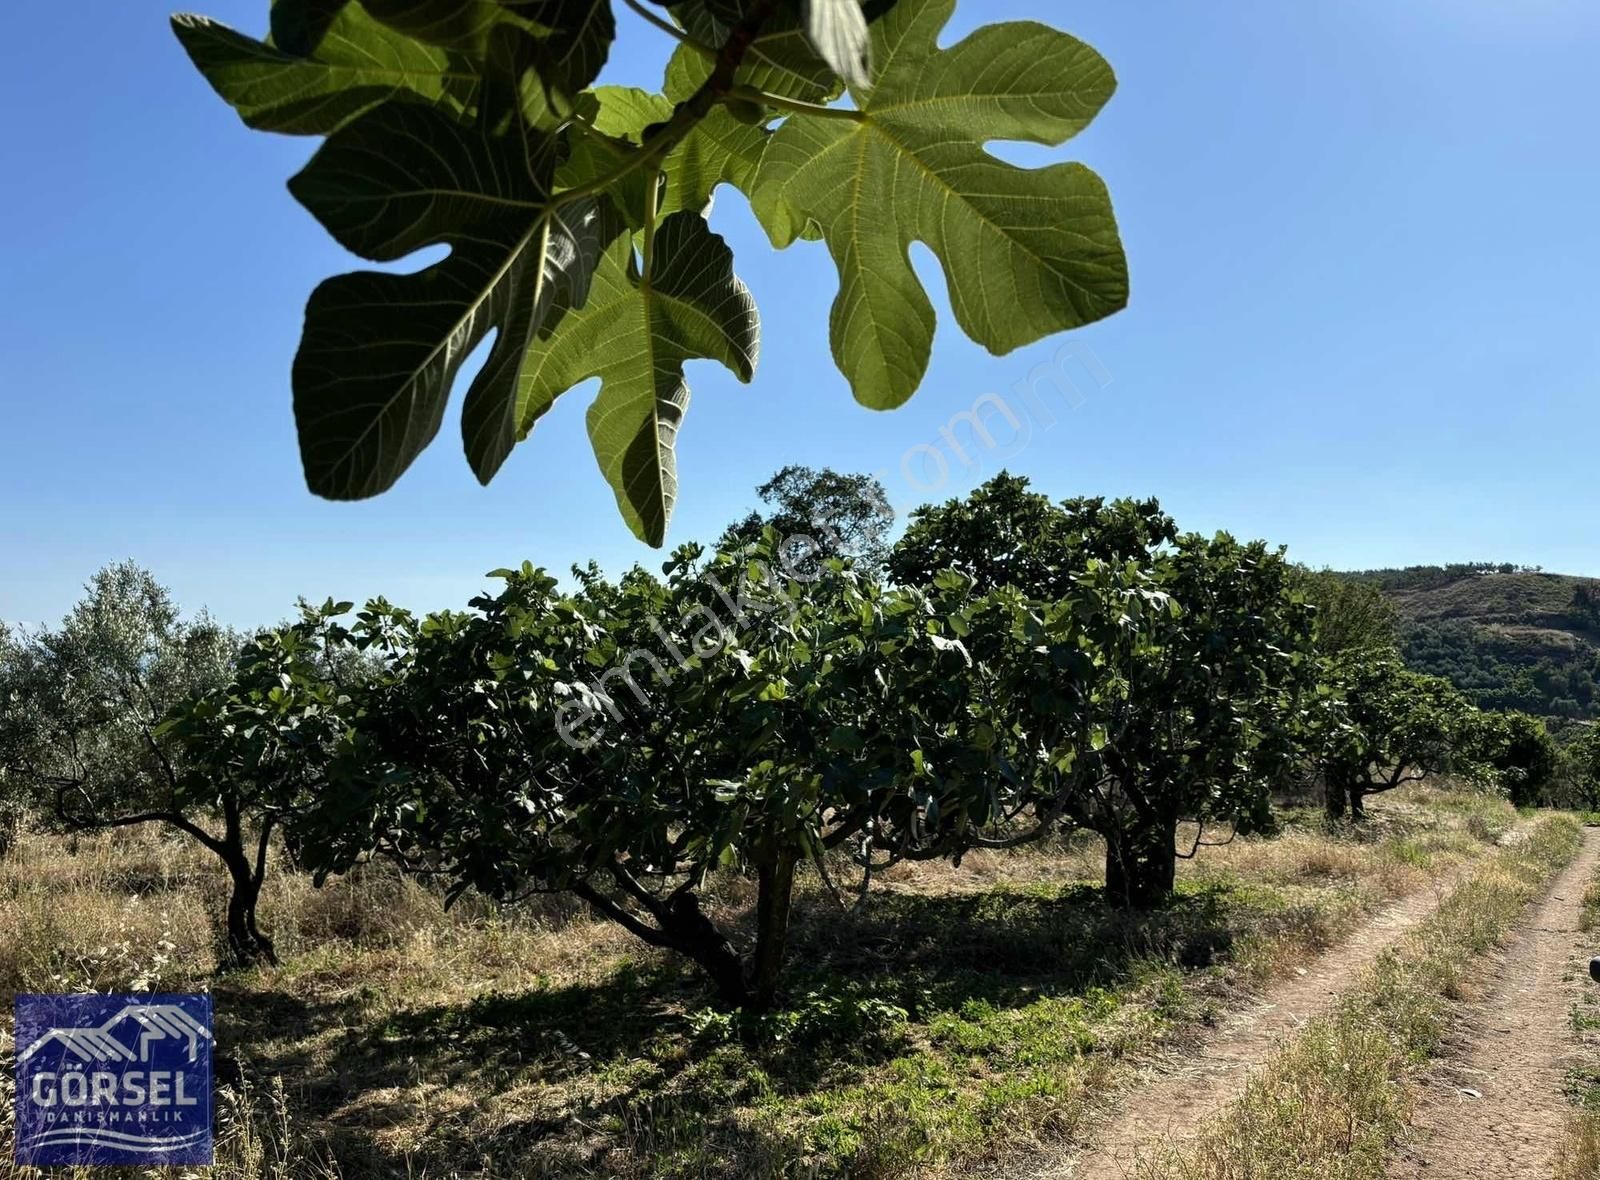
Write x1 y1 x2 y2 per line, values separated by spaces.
3 0 1598 627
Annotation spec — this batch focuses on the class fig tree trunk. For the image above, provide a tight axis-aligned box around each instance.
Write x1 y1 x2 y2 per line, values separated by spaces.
576 856 802 1012
748 853 799 1013
1348 786 1368 820
1104 817 1178 908
1325 778 1348 820
223 864 275 966
220 845 276 966
672 897 751 1009
218 800 276 966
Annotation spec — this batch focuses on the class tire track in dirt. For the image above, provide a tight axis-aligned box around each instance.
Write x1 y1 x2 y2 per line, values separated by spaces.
1029 865 1476 1180
1385 828 1600 1180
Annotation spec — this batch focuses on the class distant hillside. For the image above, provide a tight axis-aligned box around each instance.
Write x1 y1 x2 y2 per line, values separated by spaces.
1345 564 1600 722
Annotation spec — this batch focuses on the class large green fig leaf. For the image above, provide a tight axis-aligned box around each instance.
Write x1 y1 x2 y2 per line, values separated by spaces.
751 0 1127 409
176 1 612 137
511 212 759 545
558 87 765 224
171 5 472 135
287 101 609 498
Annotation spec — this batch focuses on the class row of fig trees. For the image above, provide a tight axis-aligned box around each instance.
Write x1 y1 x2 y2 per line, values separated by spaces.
1 473 1566 1003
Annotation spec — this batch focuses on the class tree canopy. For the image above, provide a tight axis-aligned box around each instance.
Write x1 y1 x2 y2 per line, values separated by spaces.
889 474 1315 904
0 565 360 963
717 465 894 573
1292 568 1399 657
301 540 997 1009
0 562 237 831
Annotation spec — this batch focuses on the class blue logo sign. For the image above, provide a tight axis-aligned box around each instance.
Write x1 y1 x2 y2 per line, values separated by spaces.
13 993 213 1165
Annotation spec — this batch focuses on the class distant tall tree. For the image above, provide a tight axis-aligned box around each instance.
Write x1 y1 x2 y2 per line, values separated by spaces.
0 565 237 834
1293 568 1399 656
717 466 894 573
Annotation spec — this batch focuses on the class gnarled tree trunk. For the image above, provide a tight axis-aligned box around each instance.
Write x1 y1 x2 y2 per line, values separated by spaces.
1104 816 1178 908
218 800 277 967
576 852 803 1012
575 874 752 1008
222 858 276 966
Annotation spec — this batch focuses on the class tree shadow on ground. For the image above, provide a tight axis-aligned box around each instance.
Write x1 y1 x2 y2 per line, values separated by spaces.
786 879 1239 1012
232 878 1256 1177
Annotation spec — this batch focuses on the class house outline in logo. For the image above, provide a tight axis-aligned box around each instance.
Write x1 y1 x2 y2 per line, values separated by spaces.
18 1004 212 1067
13 994 215 1166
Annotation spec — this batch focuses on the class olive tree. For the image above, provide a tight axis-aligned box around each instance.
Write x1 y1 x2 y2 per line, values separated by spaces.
0 564 356 965
0 623 27 857
0 563 236 831
172 0 1127 543
1291 568 1398 656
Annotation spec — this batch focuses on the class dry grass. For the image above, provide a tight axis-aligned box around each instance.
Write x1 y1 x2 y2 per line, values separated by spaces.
0 784 1522 1179
1556 1112 1600 1180
1128 813 1584 1180
1581 875 1600 934
1556 838 1600 1180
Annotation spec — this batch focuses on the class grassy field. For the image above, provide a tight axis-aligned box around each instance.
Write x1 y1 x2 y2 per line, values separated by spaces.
0 785 1527 1179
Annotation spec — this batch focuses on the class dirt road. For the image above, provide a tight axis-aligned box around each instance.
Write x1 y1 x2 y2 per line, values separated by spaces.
1026 871 1469 1180
1386 829 1600 1180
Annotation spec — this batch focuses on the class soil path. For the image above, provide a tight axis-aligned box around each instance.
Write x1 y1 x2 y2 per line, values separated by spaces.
1036 865 1475 1180
1385 828 1600 1180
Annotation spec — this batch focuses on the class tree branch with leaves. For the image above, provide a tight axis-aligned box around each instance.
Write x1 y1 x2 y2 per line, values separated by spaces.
172 0 1127 544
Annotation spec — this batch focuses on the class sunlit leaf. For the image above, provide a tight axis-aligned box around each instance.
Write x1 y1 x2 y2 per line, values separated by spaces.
558 86 765 223
511 212 760 545
751 0 1127 409
171 5 471 135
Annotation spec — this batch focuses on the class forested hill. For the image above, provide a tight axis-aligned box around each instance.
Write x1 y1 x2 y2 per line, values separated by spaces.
1346 564 1600 722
